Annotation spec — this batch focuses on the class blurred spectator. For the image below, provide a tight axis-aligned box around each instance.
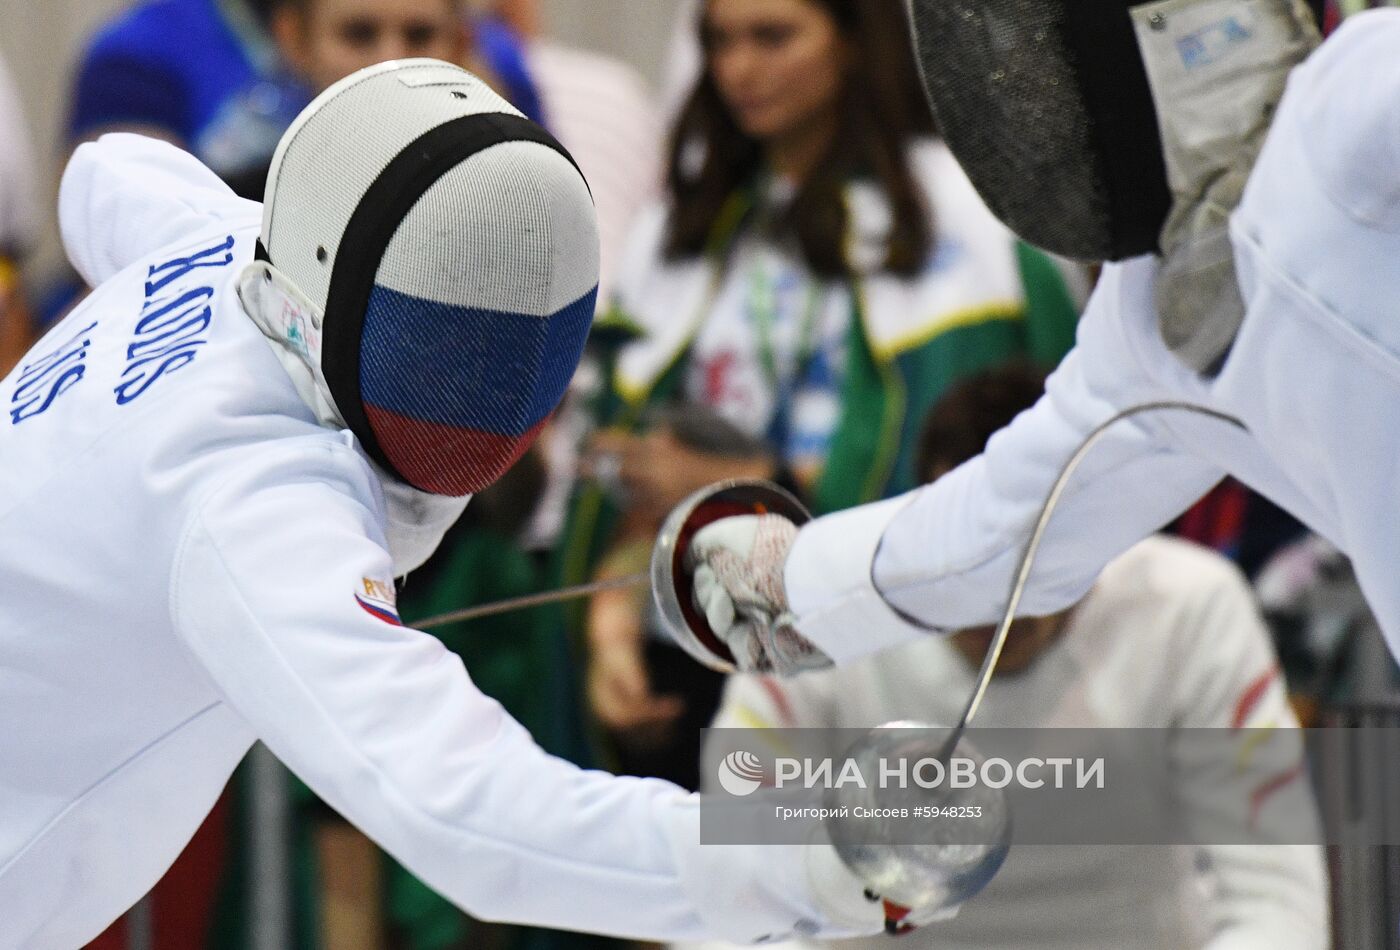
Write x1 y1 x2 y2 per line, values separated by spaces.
275 0 662 302
706 362 1329 950
0 51 38 376
604 0 1080 516
39 0 308 329
66 0 540 201
266 0 544 119
490 0 539 37
563 0 1080 791
1172 479 1308 580
242 0 529 200
68 0 306 183
268 0 466 96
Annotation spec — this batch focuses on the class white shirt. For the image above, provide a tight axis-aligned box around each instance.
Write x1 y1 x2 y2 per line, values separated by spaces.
684 226 850 470
0 134 853 948
718 538 1327 950
783 12 1400 677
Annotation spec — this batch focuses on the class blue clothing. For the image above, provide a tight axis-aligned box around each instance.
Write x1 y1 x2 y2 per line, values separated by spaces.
474 16 544 125
57 3 542 334
70 3 541 177
69 0 307 178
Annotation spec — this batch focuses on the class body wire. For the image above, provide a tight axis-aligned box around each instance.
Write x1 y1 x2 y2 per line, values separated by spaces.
943 400 1247 754
414 572 649 630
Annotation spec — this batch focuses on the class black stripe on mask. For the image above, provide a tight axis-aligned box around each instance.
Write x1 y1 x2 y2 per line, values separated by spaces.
315 111 585 483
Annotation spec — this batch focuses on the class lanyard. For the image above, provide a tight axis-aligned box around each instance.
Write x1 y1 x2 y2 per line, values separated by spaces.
745 253 825 452
746 255 824 394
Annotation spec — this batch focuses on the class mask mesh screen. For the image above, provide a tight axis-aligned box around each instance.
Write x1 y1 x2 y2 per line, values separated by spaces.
909 0 1148 260
358 143 598 496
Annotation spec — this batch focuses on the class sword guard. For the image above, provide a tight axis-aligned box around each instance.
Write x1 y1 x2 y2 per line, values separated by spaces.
650 480 811 672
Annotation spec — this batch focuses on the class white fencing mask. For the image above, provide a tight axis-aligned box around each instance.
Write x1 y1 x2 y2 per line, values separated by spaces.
244 58 598 496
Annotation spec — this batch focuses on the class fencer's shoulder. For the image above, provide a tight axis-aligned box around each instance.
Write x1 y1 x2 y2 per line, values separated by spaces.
188 428 385 530
1302 9 1400 86
1282 10 1400 227
63 132 241 200
61 133 259 287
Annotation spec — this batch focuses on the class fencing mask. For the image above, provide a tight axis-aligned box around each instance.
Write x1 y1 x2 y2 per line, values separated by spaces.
241 58 598 498
907 0 1320 371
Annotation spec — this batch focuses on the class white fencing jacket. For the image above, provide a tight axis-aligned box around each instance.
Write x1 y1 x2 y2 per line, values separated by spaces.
786 12 1400 669
0 136 849 948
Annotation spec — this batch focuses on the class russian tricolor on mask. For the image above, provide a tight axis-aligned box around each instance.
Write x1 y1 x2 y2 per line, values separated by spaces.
256 59 598 496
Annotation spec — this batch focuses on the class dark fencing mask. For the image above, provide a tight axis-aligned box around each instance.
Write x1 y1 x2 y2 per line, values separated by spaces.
907 0 1320 370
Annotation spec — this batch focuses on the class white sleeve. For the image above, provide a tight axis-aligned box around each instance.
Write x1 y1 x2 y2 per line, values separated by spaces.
784 262 1227 664
59 133 260 287
170 441 863 944
1163 554 1328 950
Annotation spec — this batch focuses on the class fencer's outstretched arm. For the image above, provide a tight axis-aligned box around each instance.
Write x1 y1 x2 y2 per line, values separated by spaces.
170 437 874 944
784 261 1228 663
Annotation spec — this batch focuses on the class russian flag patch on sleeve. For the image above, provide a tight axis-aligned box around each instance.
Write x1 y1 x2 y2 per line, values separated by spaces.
355 576 402 625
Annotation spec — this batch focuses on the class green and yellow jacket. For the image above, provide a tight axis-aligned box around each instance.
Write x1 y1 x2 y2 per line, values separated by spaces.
560 141 1082 589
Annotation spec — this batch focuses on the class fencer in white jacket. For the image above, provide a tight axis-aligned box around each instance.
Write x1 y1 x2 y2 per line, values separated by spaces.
689 14 1400 684
0 62 889 948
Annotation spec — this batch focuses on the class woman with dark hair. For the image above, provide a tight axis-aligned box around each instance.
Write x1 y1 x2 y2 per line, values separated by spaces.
666 0 935 281
566 0 1083 786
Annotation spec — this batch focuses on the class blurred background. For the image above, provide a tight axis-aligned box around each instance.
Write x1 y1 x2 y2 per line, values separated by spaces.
0 0 685 278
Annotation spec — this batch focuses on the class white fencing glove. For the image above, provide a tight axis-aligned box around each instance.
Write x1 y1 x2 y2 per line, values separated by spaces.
686 514 833 674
